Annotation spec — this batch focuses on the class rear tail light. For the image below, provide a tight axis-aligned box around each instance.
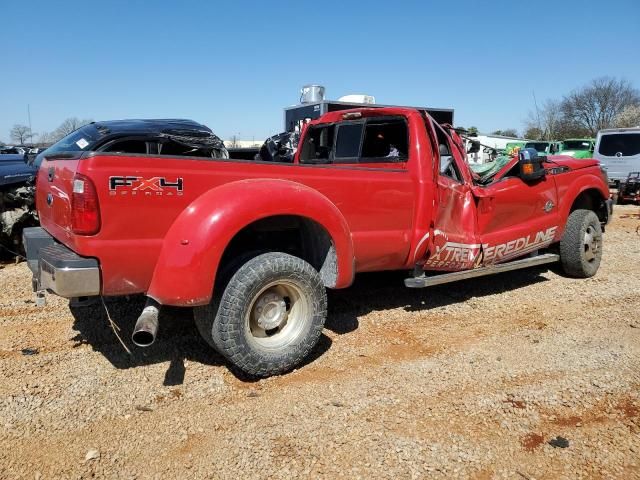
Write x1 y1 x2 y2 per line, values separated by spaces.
71 173 101 235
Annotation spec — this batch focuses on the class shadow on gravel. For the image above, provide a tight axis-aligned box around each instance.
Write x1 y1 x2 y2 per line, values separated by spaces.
69 266 549 382
325 266 552 334
68 296 332 384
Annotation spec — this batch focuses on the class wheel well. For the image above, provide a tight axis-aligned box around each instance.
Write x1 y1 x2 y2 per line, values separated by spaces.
570 188 608 224
218 215 338 288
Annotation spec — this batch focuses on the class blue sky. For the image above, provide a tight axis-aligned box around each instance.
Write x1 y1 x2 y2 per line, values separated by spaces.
1 0 639 143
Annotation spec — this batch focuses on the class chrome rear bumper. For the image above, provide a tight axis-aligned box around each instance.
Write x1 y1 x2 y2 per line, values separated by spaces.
23 227 100 298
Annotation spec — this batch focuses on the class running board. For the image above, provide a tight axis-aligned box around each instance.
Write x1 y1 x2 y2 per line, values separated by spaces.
404 254 559 288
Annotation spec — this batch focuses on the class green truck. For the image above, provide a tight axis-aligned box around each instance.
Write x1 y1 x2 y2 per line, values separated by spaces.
523 141 562 156
504 141 527 156
560 139 595 159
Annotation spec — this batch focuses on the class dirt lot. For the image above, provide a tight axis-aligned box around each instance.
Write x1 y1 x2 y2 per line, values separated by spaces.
1 206 639 479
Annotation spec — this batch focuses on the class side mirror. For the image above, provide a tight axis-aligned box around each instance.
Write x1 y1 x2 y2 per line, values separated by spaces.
519 148 546 181
467 140 480 154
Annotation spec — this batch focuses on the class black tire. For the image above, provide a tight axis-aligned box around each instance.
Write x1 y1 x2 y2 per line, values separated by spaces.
559 209 603 278
193 250 264 350
194 252 327 377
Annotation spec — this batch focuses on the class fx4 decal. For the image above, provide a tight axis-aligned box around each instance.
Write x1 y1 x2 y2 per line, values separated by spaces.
109 176 184 196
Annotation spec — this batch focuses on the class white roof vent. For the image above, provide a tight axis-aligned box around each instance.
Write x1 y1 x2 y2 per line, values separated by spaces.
338 94 376 104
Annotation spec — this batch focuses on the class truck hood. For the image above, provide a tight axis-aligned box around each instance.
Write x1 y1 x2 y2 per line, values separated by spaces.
545 155 599 170
0 157 37 187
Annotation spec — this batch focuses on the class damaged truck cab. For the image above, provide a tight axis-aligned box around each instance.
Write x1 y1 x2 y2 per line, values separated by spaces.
25 108 612 377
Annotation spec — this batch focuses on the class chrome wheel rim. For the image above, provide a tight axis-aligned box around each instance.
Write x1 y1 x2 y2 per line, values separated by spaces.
245 281 310 350
583 225 602 262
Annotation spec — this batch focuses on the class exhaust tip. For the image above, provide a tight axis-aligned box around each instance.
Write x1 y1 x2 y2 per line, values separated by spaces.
132 302 160 348
132 329 156 347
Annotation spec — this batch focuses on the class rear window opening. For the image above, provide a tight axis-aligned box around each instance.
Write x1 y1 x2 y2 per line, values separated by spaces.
299 116 409 164
361 119 408 160
598 133 640 156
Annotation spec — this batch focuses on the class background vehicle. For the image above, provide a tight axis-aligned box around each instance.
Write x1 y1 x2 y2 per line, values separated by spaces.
30 118 228 170
523 141 562 156
25 107 612 377
0 147 37 256
617 172 640 204
465 134 527 164
594 127 640 185
561 138 595 158
505 141 526 156
0 146 27 155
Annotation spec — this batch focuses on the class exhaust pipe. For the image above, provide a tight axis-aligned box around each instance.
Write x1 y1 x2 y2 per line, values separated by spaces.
132 299 160 347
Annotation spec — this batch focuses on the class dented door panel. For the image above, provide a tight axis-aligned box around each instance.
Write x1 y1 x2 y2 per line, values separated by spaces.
422 175 480 271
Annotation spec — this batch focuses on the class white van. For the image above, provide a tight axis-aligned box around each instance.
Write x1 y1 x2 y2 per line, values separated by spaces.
594 127 640 184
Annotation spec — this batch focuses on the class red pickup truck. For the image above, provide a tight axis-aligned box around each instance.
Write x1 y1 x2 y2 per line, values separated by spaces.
24 108 612 377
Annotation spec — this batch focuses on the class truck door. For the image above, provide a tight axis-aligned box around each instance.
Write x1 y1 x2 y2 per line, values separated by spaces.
473 162 560 265
421 123 481 272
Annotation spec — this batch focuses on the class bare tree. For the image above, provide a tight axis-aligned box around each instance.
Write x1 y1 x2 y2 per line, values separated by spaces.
38 131 55 146
52 117 93 142
560 77 640 135
615 104 640 128
10 124 35 145
525 99 563 140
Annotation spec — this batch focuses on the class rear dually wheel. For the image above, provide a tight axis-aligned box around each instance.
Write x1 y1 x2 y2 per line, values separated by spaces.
194 252 327 377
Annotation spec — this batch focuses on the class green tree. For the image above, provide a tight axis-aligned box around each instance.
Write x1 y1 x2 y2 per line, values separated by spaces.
492 129 519 137
523 127 543 140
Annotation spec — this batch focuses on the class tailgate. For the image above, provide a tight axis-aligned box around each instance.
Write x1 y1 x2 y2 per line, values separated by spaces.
36 154 82 240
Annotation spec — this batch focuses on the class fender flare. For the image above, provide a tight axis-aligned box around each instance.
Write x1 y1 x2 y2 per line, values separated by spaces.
147 179 355 306
557 173 609 236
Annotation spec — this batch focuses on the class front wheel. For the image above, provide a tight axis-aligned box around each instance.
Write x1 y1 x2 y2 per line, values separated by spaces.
559 209 603 278
194 252 327 377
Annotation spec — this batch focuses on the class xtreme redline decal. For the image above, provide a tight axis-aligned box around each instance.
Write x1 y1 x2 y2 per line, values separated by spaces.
423 226 558 270
109 176 184 196
483 226 558 263
423 241 481 270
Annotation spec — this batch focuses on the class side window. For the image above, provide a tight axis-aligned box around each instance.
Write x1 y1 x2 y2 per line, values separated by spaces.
334 123 363 160
361 118 408 161
434 125 462 181
101 140 148 154
299 125 335 164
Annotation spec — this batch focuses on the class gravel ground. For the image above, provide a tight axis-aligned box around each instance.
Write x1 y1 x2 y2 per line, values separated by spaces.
1 206 639 479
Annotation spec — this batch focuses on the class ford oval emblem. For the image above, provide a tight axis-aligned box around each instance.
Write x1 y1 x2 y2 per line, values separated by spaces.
46 193 53 206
